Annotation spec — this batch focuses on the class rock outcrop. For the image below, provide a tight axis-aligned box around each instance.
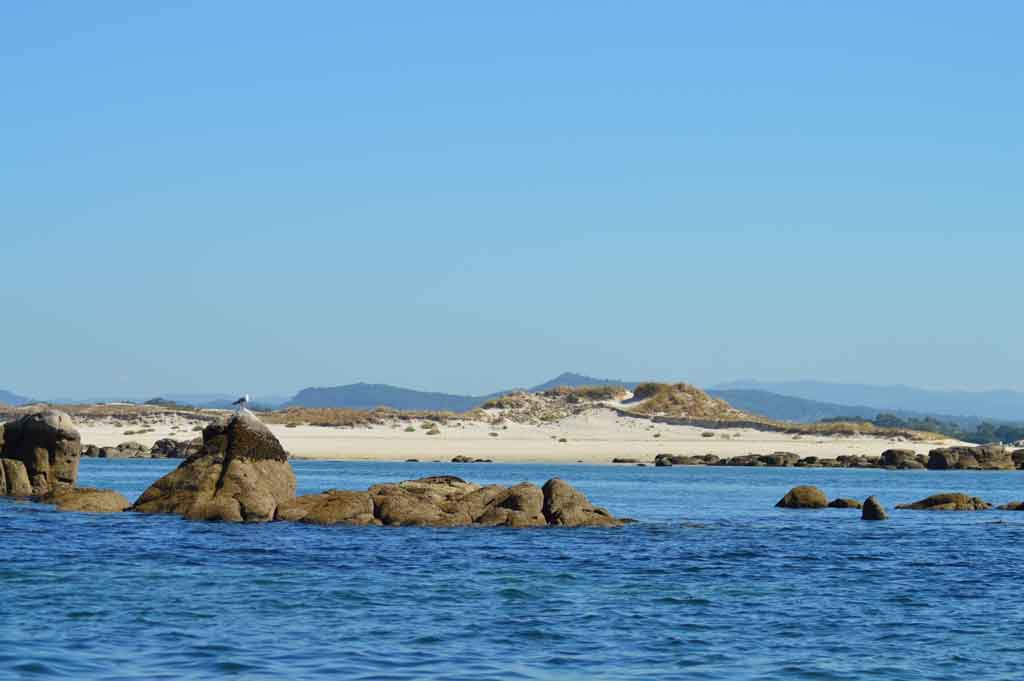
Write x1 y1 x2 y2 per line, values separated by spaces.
40 487 130 513
880 449 926 469
0 458 32 496
275 476 622 528
997 501 1024 511
1 410 81 495
927 445 1014 471
895 492 992 511
861 496 888 520
775 485 828 509
150 438 198 458
541 478 620 527
132 411 296 522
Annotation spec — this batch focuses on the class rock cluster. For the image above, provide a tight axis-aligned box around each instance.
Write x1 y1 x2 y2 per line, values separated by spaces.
1 409 81 495
82 437 199 459
926 445 1014 470
132 411 296 522
776 487 882 518
0 409 128 512
651 444 1024 470
279 475 623 527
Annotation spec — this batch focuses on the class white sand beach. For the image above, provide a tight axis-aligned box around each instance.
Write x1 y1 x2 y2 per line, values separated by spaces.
69 406 958 464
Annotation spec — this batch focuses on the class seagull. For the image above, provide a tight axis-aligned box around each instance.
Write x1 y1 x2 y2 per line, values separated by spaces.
232 394 250 411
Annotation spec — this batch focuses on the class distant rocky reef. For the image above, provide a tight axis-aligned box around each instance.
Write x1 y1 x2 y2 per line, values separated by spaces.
649 444 1024 470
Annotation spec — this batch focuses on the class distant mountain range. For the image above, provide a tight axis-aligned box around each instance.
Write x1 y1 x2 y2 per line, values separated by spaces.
4 373 1022 427
286 372 634 411
713 380 1024 424
0 389 32 406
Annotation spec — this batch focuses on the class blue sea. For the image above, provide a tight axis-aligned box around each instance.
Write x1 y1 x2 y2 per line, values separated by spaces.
2 459 1023 680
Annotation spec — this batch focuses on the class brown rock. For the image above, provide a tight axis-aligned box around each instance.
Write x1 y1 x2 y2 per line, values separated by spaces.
1012 450 1024 469
928 445 1014 471
997 501 1024 511
541 477 621 527
880 449 922 469
276 490 378 525
0 458 33 496
40 487 130 513
861 496 888 520
761 452 800 467
776 485 828 509
132 411 296 522
369 476 478 526
827 498 862 509
474 483 547 527
895 492 992 511
1 409 81 495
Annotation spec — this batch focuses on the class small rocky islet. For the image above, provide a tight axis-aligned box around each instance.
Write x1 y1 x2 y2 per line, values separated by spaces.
0 409 624 527
651 444 1024 470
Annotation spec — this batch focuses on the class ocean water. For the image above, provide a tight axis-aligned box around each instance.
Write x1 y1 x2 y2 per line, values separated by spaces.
2 459 1024 680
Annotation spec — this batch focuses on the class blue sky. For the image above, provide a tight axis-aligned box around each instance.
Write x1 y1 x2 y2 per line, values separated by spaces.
3 1 1021 399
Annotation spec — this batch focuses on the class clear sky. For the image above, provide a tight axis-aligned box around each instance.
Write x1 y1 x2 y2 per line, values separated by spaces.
3 1 1021 399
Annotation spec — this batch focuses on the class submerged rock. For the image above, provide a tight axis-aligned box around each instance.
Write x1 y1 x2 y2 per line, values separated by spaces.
895 492 992 511
997 501 1024 511
828 498 862 509
861 496 888 520
1 409 81 495
40 487 130 513
132 411 296 523
776 485 828 509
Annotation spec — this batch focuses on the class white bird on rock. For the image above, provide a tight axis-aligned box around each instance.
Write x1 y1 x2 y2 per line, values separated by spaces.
232 394 250 411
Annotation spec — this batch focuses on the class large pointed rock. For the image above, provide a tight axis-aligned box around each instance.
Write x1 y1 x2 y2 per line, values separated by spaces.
1 410 81 495
132 411 296 522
